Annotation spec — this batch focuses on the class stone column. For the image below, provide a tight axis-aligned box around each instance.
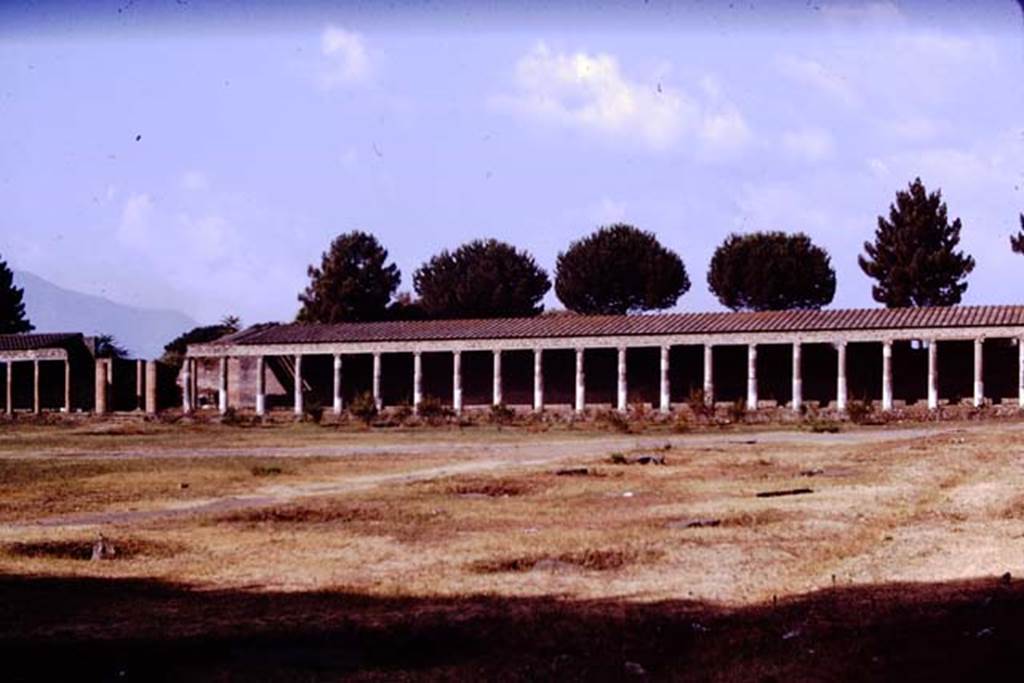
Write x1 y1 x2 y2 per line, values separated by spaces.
145 360 158 414
791 343 802 412
64 358 72 413
96 359 109 415
413 351 423 412
218 357 228 415
332 354 343 415
107 358 114 408
616 347 627 412
574 348 585 413
372 352 382 410
703 344 714 406
836 341 847 413
255 356 266 416
533 348 543 412
136 358 144 411
181 359 191 414
659 345 670 413
453 351 463 415
746 344 758 410
293 354 304 416
492 350 502 406
973 337 984 408
5 361 11 414
33 359 40 414
927 340 939 410
882 341 893 411
1019 338 1024 409
189 359 196 411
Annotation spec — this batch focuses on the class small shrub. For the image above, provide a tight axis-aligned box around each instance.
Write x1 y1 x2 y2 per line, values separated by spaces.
609 452 628 464
629 399 649 422
687 388 714 421
846 399 873 425
673 413 691 433
348 391 378 425
489 402 515 425
220 407 239 425
728 398 747 423
391 402 413 423
305 399 324 424
417 396 452 424
806 418 841 434
251 465 283 477
599 409 632 433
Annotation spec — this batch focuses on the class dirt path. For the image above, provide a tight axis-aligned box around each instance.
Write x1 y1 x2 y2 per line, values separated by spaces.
6 422 1007 530
0 421 998 462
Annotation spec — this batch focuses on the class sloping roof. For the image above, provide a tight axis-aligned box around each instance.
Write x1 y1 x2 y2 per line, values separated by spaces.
212 305 1024 346
0 332 83 352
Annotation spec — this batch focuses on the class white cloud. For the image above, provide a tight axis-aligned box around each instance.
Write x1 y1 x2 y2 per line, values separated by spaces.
904 32 996 65
590 197 627 224
881 116 947 142
116 192 235 264
776 55 859 108
493 43 750 155
781 127 835 162
734 182 832 235
867 157 891 178
319 25 370 88
181 170 209 192
116 193 155 248
700 107 751 157
178 213 233 263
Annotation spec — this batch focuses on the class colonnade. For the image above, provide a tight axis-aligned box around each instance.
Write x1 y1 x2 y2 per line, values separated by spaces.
94 359 159 415
194 336 1024 417
1 358 71 414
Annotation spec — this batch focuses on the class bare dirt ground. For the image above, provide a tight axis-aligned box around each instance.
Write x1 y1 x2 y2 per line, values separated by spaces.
3 419 1024 680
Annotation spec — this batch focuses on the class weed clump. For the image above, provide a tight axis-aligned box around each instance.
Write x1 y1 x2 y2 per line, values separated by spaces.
846 399 875 425
489 402 515 425
4 538 179 561
417 396 452 425
597 410 632 433
449 477 532 497
348 392 378 425
470 546 664 574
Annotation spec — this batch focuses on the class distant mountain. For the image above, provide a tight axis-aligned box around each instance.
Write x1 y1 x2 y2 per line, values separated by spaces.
14 271 198 359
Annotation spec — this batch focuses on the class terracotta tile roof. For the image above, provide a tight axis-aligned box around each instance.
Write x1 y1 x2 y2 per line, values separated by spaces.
0 333 83 352
214 305 1024 346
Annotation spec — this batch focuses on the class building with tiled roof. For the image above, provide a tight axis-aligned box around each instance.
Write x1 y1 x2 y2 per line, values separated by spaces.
185 305 1024 418
0 332 166 415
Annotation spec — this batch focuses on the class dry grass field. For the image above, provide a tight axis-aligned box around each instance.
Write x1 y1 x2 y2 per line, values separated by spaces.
3 418 1024 680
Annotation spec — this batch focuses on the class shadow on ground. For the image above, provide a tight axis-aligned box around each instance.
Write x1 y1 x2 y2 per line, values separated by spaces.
2 572 1023 681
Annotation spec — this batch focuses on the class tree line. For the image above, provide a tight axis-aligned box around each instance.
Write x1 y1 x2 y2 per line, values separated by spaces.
0 177 1021 347
296 177 998 323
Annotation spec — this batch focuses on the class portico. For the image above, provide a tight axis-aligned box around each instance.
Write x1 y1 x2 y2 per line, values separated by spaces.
185 306 1024 417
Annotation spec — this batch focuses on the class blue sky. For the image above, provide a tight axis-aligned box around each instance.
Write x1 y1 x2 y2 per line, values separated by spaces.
1 0 1022 326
